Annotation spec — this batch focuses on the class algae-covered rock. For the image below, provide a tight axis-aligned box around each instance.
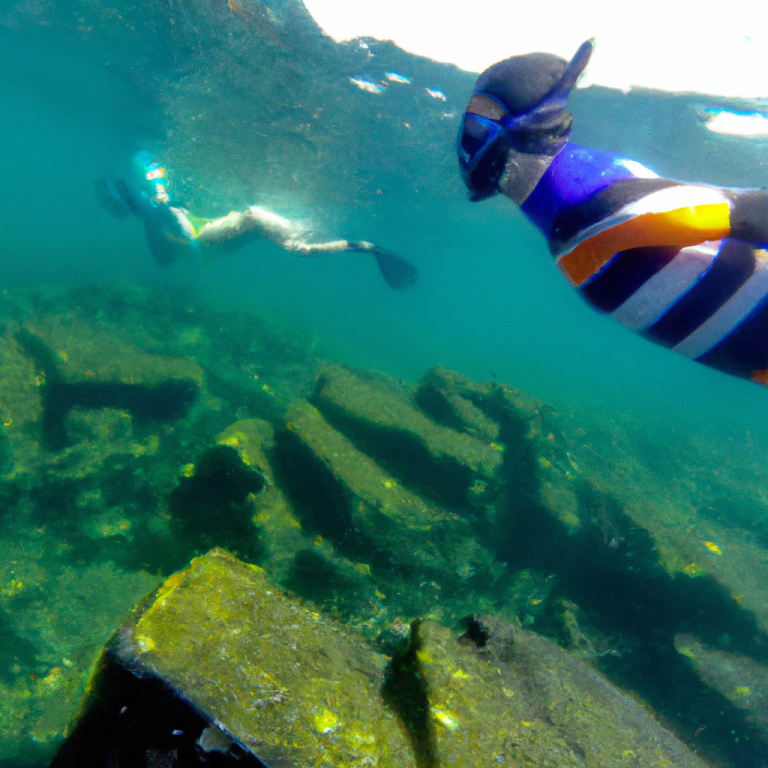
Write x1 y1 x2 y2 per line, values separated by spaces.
676 633 768 735
415 365 500 443
217 418 308 578
24 316 204 388
0 557 159 763
114 548 416 767
0 321 44 479
394 617 708 768
315 363 503 480
284 399 499 584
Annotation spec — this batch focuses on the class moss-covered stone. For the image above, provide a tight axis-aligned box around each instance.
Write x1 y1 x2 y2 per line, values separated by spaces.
0 320 45 479
24 316 204 388
0 558 159 762
415 365 500 443
400 617 708 768
314 363 503 480
284 399 499 584
114 548 416 767
675 633 768 736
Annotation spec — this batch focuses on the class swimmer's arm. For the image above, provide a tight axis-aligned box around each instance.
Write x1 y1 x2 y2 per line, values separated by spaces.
725 189 768 247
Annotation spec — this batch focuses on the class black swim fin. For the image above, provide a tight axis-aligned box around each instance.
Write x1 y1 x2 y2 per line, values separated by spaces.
94 178 140 219
370 246 418 289
143 210 192 267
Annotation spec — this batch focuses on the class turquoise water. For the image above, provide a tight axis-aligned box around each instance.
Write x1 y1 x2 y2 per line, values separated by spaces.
4 1 768 765
3 4 768 441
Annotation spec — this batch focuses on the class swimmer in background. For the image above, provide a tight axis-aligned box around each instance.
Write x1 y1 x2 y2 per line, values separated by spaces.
458 40 768 385
96 152 418 290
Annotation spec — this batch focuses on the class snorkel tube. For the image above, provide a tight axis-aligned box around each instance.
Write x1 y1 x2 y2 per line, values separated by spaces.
458 39 594 201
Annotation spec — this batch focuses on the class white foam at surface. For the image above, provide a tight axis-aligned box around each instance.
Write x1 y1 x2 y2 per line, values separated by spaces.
303 0 768 99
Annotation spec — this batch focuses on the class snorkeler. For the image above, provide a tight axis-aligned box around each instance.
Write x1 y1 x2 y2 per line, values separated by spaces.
458 40 768 385
95 152 417 290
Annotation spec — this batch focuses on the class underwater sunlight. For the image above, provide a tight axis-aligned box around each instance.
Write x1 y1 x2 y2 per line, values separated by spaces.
2 1 768 766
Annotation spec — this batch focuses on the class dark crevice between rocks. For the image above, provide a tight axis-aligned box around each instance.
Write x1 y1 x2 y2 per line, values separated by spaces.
458 615 490 649
283 549 372 622
202 366 281 423
311 395 475 514
382 620 439 768
469 389 556 558
0 609 39 685
271 429 358 541
15 328 198 451
465 390 768 767
270 429 394 571
50 657 267 768
500 478 768 765
167 446 266 569
413 384 472 436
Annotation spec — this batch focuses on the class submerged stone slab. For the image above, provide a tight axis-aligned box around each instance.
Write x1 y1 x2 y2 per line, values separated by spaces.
314 363 503 480
284 400 499 582
403 618 708 768
676 633 768 736
415 365 500 443
22 318 203 388
114 548 416 767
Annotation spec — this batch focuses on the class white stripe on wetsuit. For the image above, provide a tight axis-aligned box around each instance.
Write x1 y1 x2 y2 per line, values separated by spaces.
673 250 768 359
611 241 720 332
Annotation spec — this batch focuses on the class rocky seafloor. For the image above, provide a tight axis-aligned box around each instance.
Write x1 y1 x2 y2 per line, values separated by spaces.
1 285 768 766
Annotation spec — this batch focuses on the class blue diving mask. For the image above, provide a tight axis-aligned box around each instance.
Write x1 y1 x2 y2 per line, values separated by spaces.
458 39 594 201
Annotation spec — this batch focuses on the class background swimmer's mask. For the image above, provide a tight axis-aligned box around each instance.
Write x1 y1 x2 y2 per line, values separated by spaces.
458 40 593 201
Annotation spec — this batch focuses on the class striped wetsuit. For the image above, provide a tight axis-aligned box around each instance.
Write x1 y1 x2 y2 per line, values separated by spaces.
521 143 768 384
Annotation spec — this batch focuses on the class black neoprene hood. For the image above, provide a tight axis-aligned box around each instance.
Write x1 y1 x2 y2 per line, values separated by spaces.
474 52 568 116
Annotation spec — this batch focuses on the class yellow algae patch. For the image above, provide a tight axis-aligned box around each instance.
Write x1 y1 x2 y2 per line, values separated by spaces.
41 668 62 688
216 420 275 474
470 479 487 495
432 708 460 731
181 463 195 478
416 648 435 664
702 541 722 555
314 708 339 734
3 579 24 598
136 635 156 653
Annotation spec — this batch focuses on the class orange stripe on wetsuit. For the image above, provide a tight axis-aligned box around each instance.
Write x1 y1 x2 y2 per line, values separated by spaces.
556 202 731 286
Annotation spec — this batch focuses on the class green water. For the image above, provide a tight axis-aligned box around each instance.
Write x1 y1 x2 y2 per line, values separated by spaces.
3 1 768 766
